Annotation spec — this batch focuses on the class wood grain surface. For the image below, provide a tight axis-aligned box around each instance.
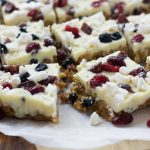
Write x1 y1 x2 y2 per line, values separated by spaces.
0 132 150 150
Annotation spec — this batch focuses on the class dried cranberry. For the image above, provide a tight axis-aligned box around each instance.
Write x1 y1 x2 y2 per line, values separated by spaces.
117 51 128 60
29 59 38 64
147 119 150 127
1 65 19 74
99 33 112 43
0 43 8 54
112 2 124 19
28 85 45 95
4 2 18 13
82 97 95 107
57 49 67 60
20 72 30 82
1 0 7 6
27 9 44 21
102 63 120 72
111 32 122 41
54 0 68 7
90 62 103 73
69 93 78 104
118 84 134 93
35 63 48 72
26 42 41 54
91 0 105 8
117 13 128 23
112 112 133 125
18 81 36 88
107 56 126 67
31 34 39 40
2 82 12 89
90 75 109 88
39 76 57 86
132 34 144 43
129 67 147 78
44 38 54 47
81 23 92 35
65 25 80 39
66 7 74 16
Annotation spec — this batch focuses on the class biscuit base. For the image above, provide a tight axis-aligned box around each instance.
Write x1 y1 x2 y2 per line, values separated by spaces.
1 105 59 123
67 79 150 122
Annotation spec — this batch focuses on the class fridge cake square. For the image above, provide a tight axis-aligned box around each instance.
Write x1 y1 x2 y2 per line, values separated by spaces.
54 0 111 23
51 12 127 63
120 14 150 63
67 51 150 125
0 0 56 25
0 63 61 122
0 20 57 65
109 0 150 19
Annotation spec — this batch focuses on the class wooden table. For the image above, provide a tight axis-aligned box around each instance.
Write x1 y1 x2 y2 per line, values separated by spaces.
0 132 150 150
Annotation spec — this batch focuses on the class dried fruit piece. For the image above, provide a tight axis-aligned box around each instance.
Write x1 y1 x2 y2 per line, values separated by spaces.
4 2 18 13
90 62 103 73
2 82 12 89
112 2 124 19
99 33 112 43
112 112 133 125
20 72 30 82
81 23 92 35
0 43 8 54
82 97 95 107
91 0 105 8
69 93 78 104
132 34 144 43
18 81 36 88
129 67 147 78
27 9 44 21
28 85 45 95
65 25 80 38
147 119 150 127
102 63 120 72
39 76 57 86
35 63 48 72
90 75 109 88
111 32 122 41
118 84 134 93
117 13 128 23
26 42 41 54
44 38 54 47
54 0 68 7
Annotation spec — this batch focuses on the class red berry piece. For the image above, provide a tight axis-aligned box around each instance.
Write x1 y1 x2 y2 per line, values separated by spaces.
2 82 12 89
44 38 54 47
112 2 124 19
90 75 109 88
117 51 128 60
90 62 103 73
91 0 105 8
28 85 45 95
65 25 80 38
39 76 57 86
66 7 74 16
107 56 126 67
147 119 150 127
27 9 44 21
54 0 68 7
81 23 93 35
117 13 129 23
112 112 133 125
129 67 147 78
57 49 67 60
132 34 144 43
4 2 18 13
1 65 19 74
26 42 41 54
102 63 120 72
18 81 36 89
118 84 134 93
